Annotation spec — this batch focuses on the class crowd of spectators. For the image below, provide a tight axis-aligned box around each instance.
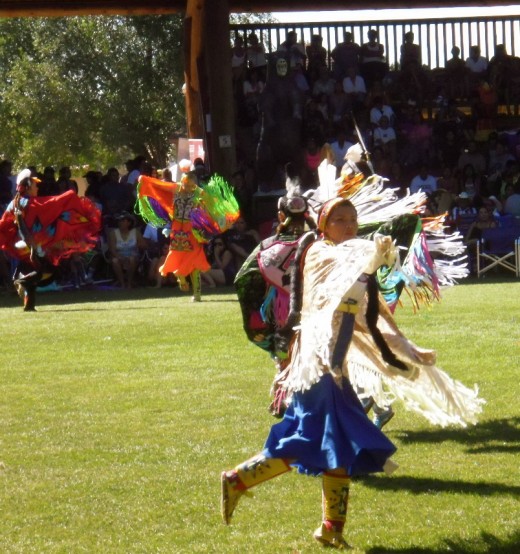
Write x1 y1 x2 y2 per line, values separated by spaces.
231 29 520 247
2 28 520 295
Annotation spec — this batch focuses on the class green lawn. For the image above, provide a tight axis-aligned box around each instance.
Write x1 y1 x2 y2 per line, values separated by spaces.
0 279 519 553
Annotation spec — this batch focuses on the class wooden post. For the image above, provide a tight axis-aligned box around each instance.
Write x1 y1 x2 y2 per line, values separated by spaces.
183 0 204 139
201 0 236 179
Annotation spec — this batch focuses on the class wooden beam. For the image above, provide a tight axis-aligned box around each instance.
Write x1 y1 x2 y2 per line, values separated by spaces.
0 1 182 17
0 1 515 18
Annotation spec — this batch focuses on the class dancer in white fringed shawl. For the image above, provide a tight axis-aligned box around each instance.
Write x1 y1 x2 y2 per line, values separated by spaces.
222 169 484 550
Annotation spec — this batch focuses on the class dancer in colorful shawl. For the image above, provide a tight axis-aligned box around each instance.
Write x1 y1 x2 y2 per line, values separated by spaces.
237 151 469 426
306 150 472 428
0 169 101 311
222 198 400 549
222 196 484 549
235 164 317 416
136 160 239 302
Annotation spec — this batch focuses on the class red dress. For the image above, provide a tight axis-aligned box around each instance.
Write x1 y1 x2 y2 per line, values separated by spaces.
0 190 101 265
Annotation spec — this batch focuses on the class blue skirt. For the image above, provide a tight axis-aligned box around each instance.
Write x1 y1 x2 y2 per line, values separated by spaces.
262 373 396 477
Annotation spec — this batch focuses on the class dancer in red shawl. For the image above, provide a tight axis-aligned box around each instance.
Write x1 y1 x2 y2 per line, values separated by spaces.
136 160 239 302
0 169 101 311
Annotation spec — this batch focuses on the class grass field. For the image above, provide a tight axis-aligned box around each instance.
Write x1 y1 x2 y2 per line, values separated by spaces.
0 278 519 553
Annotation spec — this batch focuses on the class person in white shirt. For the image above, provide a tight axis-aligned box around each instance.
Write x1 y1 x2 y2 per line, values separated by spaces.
465 45 488 96
369 96 395 128
373 115 396 161
329 126 354 175
342 66 366 112
312 65 335 97
409 164 438 196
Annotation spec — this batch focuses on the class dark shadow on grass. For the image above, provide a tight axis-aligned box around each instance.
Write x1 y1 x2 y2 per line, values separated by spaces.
358 474 520 498
367 529 520 554
459 274 520 286
394 417 520 455
1 285 239 308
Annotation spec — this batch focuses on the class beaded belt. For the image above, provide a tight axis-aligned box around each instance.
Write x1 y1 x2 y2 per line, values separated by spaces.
336 301 359 314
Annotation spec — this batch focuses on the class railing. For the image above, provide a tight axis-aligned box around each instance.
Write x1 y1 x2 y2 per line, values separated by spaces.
231 14 520 71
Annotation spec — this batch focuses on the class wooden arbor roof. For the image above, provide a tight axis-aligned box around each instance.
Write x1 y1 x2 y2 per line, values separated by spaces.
0 0 515 17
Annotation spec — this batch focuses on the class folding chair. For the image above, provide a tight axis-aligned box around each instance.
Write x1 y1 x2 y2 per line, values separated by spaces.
476 225 520 277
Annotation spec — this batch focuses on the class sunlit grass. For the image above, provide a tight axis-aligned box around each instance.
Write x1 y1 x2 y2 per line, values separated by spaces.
0 280 519 553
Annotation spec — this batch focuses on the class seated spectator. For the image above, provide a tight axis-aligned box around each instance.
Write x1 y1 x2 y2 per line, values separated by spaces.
316 92 330 121
305 34 327 86
312 64 336 98
433 100 470 145
331 31 361 81
464 205 497 245
492 162 519 201
302 100 327 145
482 194 503 218
464 205 498 273
342 65 367 112
487 140 515 188
370 145 392 178
458 163 482 200
142 222 168 286
360 29 387 89
409 164 438 196
369 96 396 129
291 62 311 98
364 79 390 111
457 140 486 176
503 182 520 216
329 125 354 175
225 217 260 270
328 80 350 124
302 136 328 188
465 45 488 98
436 165 458 195
400 110 432 167
373 115 396 162
107 212 146 289
201 236 236 288
152 242 176 288
432 166 458 214
388 160 407 198
450 192 477 236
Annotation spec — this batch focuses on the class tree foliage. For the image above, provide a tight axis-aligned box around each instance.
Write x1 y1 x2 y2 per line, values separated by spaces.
0 15 186 171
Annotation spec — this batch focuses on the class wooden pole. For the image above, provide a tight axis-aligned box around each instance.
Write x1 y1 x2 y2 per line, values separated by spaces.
184 0 204 139
202 0 236 179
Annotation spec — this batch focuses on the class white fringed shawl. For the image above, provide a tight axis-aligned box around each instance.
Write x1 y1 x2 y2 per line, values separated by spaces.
282 238 485 427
